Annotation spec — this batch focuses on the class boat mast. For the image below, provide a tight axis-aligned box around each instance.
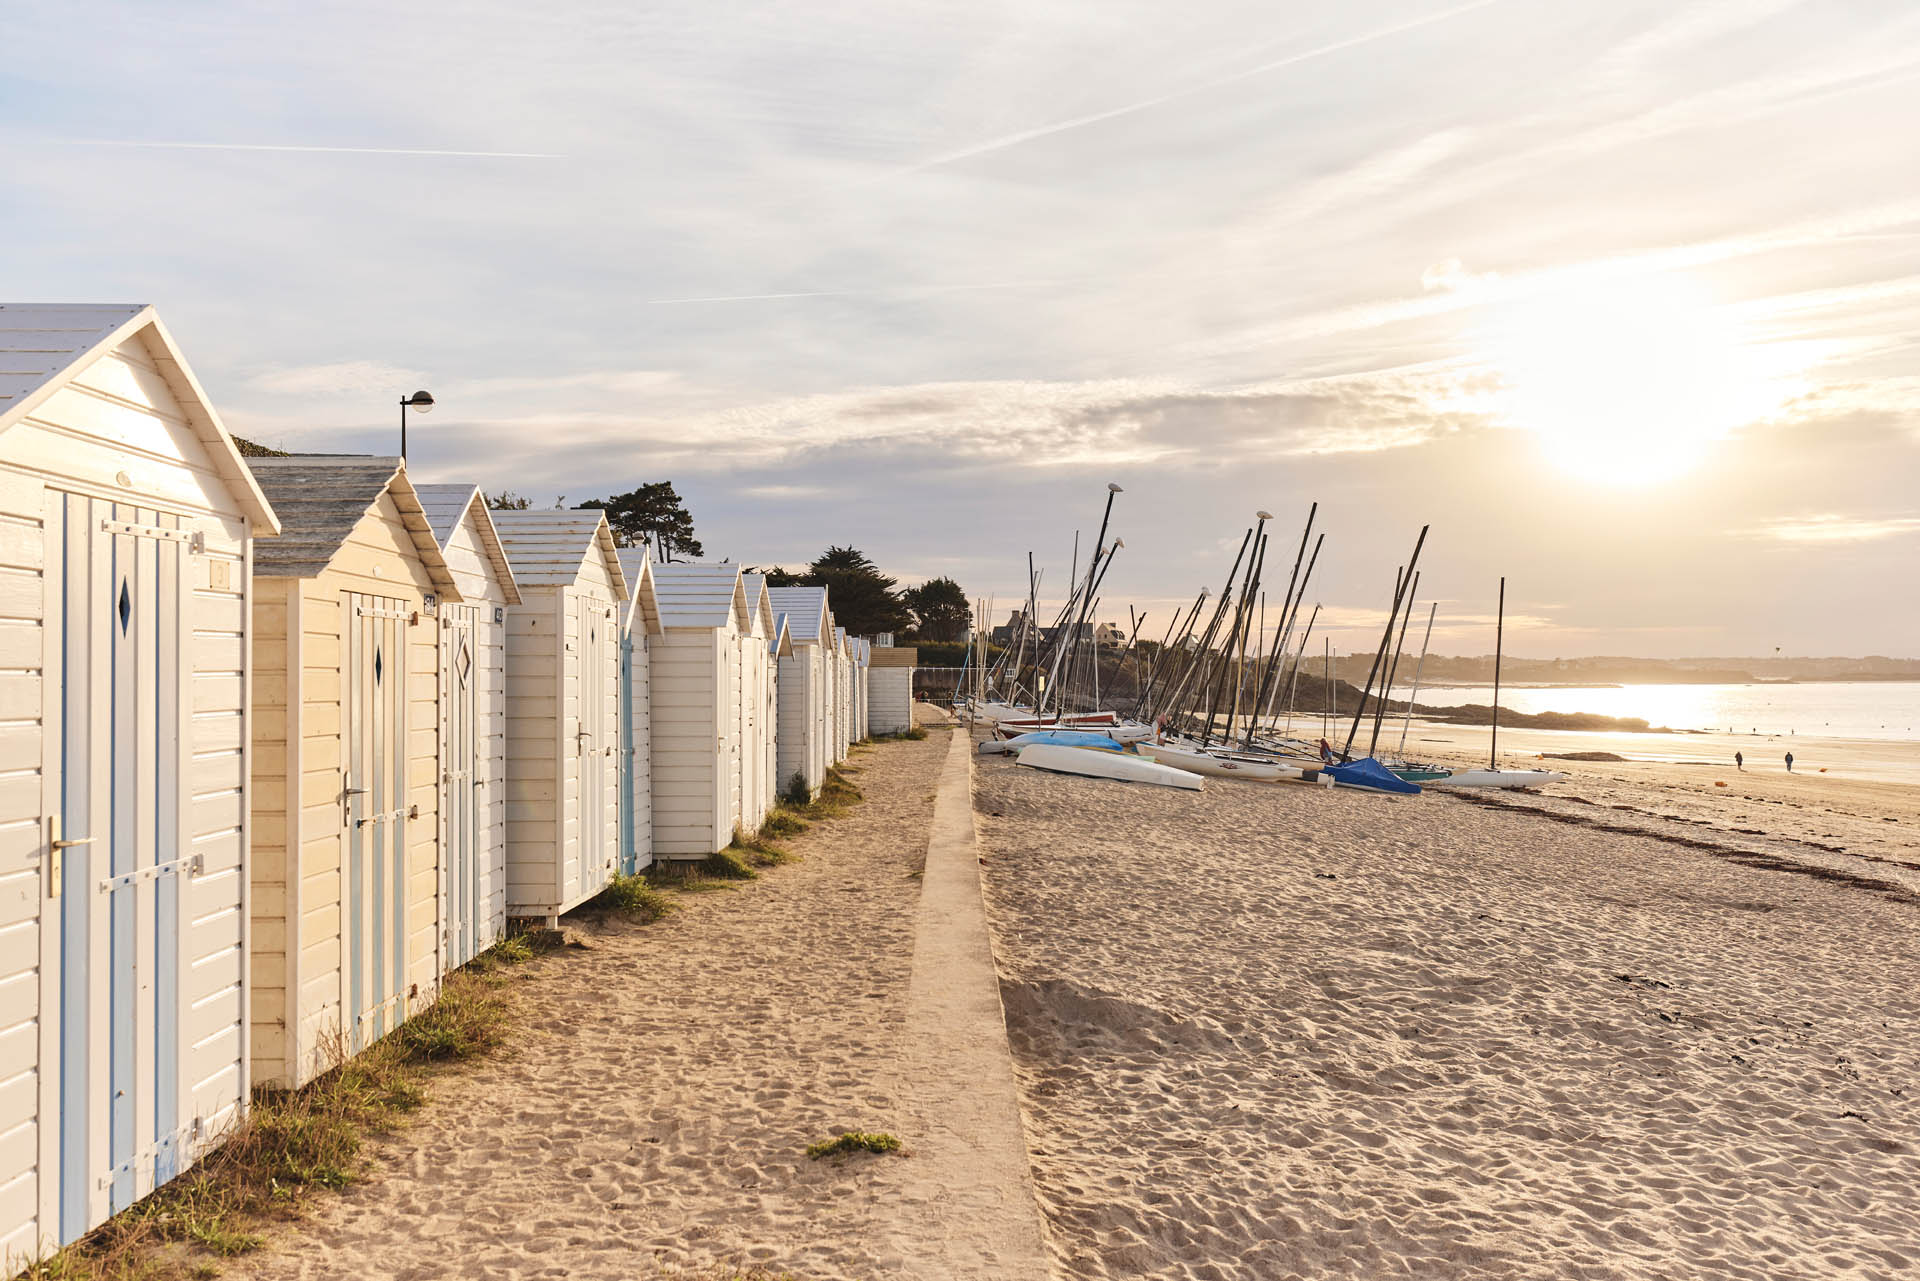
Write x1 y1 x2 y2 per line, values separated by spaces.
1369 570 1419 757
1342 524 1429 759
1491 576 1505 770
1395 602 1438 758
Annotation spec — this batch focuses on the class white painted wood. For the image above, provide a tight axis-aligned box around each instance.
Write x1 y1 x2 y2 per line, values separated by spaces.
0 304 268 1253
244 459 453 1091
413 488 516 972
647 563 752 858
493 512 626 921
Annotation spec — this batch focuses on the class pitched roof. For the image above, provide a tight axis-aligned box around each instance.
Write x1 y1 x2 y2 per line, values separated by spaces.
413 483 522 606
490 509 629 599
246 455 456 593
869 645 918 668
766 586 830 643
615 548 663 636
740 574 776 640
770 613 793 658
652 562 750 631
0 304 279 533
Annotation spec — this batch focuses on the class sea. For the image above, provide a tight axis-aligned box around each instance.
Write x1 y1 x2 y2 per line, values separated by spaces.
1411 680 1920 742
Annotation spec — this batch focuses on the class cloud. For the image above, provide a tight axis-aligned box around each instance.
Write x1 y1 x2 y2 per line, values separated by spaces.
1756 514 1920 542
896 0 1504 172
34 139 560 159
249 360 429 398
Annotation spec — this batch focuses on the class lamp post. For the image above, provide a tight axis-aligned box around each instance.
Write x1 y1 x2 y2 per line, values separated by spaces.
399 389 434 461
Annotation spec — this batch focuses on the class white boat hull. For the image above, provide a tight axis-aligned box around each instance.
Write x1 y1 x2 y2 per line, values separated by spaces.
1427 769 1566 790
1015 743 1204 791
1135 740 1303 781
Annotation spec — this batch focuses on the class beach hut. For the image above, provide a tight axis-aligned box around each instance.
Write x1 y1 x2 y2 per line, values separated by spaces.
615 549 663 876
834 627 854 760
768 587 832 800
491 512 628 926
854 637 871 741
649 563 750 858
737 575 780 834
764 613 789 813
244 455 459 1091
0 304 279 1250
868 645 918 735
414 486 521 971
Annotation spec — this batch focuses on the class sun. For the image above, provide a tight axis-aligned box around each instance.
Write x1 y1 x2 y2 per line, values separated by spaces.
1487 274 1787 486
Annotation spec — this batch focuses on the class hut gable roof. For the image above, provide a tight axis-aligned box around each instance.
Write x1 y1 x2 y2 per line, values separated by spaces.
652 562 750 631
771 613 793 657
740 574 777 640
246 455 457 594
0 303 280 533
766 586 830 644
490 510 629 599
869 645 918 668
615 548 663 636
413 483 522 606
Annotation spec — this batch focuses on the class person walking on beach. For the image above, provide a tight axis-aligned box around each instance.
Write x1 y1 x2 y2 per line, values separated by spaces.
1785 751 1794 772
1735 751 1744 771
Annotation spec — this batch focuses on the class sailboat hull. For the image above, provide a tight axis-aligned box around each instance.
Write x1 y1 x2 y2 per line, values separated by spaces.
1135 740 1303 781
1015 743 1205 790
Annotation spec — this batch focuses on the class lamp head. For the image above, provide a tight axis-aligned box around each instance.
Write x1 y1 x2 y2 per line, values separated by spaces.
1255 510 1272 520
1107 482 1123 493
405 390 435 413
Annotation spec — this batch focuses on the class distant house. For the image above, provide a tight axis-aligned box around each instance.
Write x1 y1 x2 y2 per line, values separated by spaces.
1095 622 1126 649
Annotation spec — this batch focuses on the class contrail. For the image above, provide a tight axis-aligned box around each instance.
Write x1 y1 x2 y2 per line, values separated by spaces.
40 139 560 159
642 279 1067 305
902 0 1504 173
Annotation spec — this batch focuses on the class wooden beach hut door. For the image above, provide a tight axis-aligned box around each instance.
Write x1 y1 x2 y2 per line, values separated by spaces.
575 596 612 890
45 495 195 1243
440 604 481 968
344 593 409 1053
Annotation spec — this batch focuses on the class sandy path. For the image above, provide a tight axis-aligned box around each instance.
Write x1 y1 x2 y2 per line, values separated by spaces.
232 720 1032 1281
975 747 1920 1280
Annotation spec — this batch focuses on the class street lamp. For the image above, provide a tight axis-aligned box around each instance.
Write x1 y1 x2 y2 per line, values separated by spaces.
399 390 434 461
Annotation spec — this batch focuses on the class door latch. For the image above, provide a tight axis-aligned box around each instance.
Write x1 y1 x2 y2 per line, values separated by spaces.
47 816 95 899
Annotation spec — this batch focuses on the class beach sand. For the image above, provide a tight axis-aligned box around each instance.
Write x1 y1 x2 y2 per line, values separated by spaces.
228 713 1046 1281
975 732 1920 1280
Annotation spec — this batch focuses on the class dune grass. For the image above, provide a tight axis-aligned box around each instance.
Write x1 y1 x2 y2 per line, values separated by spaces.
589 871 679 923
25 935 533 1281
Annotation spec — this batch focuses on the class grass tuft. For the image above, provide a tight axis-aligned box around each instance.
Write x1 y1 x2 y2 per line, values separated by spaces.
760 807 809 840
26 939 526 1280
806 1131 902 1160
589 872 678 923
702 846 759 881
780 771 812 807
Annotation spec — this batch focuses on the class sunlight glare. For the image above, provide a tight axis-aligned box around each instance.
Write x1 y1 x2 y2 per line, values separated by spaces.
1489 275 1788 485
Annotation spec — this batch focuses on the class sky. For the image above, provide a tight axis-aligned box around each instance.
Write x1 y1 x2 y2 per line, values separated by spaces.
6 0 1919 658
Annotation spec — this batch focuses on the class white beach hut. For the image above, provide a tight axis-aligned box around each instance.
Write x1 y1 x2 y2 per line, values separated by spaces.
244 456 459 1090
0 304 278 1250
752 614 775 810
615 549 663 876
414 486 521 971
768 587 831 800
649 563 750 858
854 637 871 741
737 575 778 834
834 627 854 760
491 512 628 926
867 646 919 735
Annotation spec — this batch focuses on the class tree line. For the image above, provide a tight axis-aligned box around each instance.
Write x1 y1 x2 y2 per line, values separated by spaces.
487 483 969 642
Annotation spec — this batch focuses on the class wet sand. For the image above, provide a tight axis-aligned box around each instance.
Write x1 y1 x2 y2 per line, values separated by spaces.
975 736 1920 1280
